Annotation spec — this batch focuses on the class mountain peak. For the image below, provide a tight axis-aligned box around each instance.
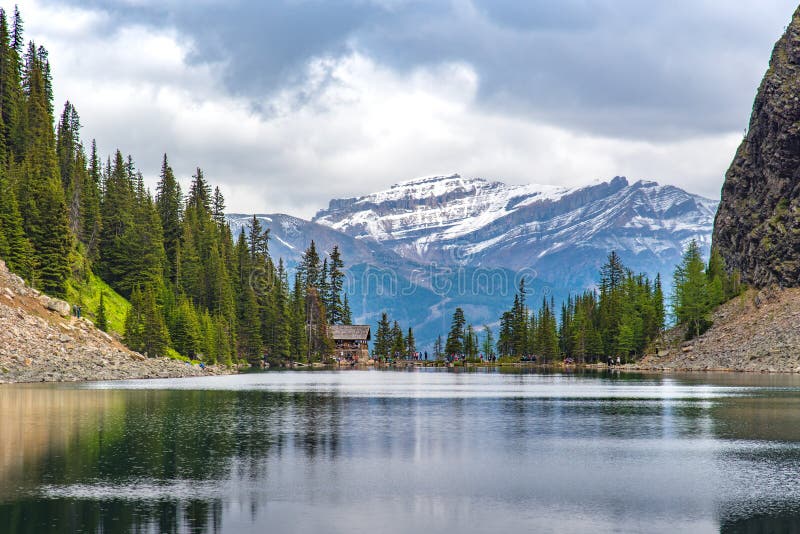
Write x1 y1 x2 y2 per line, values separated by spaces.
391 173 469 188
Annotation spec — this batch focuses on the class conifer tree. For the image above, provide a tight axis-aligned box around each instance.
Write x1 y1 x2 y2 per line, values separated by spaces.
481 325 494 358
390 320 404 357
235 230 262 360
96 292 108 332
497 311 513 356
170 296 201 359
16 42 71 296
155 154 182 279
406 327 416 358
0 168 33 278
139 285 170 358
341 293 352 325
328 245 345 323
673 239 710 338
374 312 391 358
289 271 308 360
187 167 211 212
298 240 321 289
445 307 466 357
464 324 478 359
212 186 226 225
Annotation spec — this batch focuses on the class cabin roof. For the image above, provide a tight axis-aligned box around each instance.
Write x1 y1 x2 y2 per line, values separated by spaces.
330 324 371 341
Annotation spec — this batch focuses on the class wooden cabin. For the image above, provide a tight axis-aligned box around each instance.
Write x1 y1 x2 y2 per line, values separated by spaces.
330 325 371 362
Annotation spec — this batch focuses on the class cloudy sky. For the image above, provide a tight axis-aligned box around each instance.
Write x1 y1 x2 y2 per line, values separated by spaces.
26 0 798 216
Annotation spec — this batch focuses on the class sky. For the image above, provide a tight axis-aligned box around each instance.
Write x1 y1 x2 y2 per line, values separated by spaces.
24 0 799 217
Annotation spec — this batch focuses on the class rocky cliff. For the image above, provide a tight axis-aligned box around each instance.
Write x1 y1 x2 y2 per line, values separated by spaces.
0 259 225 383
714 6 800 287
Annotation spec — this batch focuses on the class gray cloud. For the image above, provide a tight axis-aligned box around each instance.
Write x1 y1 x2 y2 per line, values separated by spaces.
27 0 800 216
41 0 797 139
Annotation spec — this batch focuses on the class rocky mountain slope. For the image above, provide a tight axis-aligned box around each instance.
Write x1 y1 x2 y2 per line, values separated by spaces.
640 286 800 372
0 260 221 383
714 5 800 287
229 175 715 349
315 174 716 290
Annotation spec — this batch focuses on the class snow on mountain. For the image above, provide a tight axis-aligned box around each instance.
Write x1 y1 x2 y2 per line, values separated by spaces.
315 174 574 246
313 174 716 276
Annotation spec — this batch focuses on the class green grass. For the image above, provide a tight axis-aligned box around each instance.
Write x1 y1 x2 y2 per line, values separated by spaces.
66 273 130 336
166 347 191 362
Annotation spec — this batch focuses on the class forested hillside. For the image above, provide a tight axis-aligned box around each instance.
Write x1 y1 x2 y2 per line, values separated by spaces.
0 7 347 364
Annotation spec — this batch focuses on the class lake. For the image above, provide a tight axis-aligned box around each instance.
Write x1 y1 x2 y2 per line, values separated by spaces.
2 369 800 533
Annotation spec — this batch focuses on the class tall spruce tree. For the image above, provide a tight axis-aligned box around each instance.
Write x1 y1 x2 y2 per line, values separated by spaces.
445 307 466 357
155 154 182 280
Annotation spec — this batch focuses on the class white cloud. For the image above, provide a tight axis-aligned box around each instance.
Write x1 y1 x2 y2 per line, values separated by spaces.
25 0 735 218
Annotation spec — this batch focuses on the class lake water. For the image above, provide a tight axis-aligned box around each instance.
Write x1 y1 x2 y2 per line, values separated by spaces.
2 369 800 533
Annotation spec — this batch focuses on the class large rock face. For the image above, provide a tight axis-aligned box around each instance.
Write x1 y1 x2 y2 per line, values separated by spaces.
714 7 800 287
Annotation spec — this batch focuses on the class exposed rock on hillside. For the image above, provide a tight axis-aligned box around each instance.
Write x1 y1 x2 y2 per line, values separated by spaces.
714 6 800 287
639 287 800 372
0 259 227 383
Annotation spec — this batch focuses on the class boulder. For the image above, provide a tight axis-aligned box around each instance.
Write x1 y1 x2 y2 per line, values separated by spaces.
41 296 71 317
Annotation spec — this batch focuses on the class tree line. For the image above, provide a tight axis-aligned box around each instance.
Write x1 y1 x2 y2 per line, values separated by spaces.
439 243 738 363
372 312 416 360
672 240 742 339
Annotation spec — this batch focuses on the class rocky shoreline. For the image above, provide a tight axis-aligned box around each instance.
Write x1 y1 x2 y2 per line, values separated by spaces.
0 260 234 384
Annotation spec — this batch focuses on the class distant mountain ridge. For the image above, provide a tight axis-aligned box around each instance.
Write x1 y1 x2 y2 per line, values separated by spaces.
229 174 717 349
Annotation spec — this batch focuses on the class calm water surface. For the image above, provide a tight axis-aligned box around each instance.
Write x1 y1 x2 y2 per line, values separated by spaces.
2 369 800 533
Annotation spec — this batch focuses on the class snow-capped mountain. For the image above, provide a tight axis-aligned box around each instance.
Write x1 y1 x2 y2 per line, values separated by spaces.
229 174 717 350
314 174 716 287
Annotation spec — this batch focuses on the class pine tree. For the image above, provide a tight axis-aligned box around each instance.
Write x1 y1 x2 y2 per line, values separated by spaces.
289 271 307 360
16 42 71 296
169 296 201 359
497 311 514 356
81 139 101 260
139 285 170 358
673 239 711 339
155 153 182 280
328 245 345 323
341 293 352 325
187 167 211 212
445 307 466 357
0 168 33 278
235 230 262 360
212 186 226 225
270 258 291 359
390 320 404 357
298 240 321 289
374 312 391 358
464 324 478 359
124 285 144 351
481 325 494 359
96 292 108 332
406 327 416 358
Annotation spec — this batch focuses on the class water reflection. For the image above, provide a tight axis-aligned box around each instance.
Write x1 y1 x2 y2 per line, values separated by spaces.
1 370 800 532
